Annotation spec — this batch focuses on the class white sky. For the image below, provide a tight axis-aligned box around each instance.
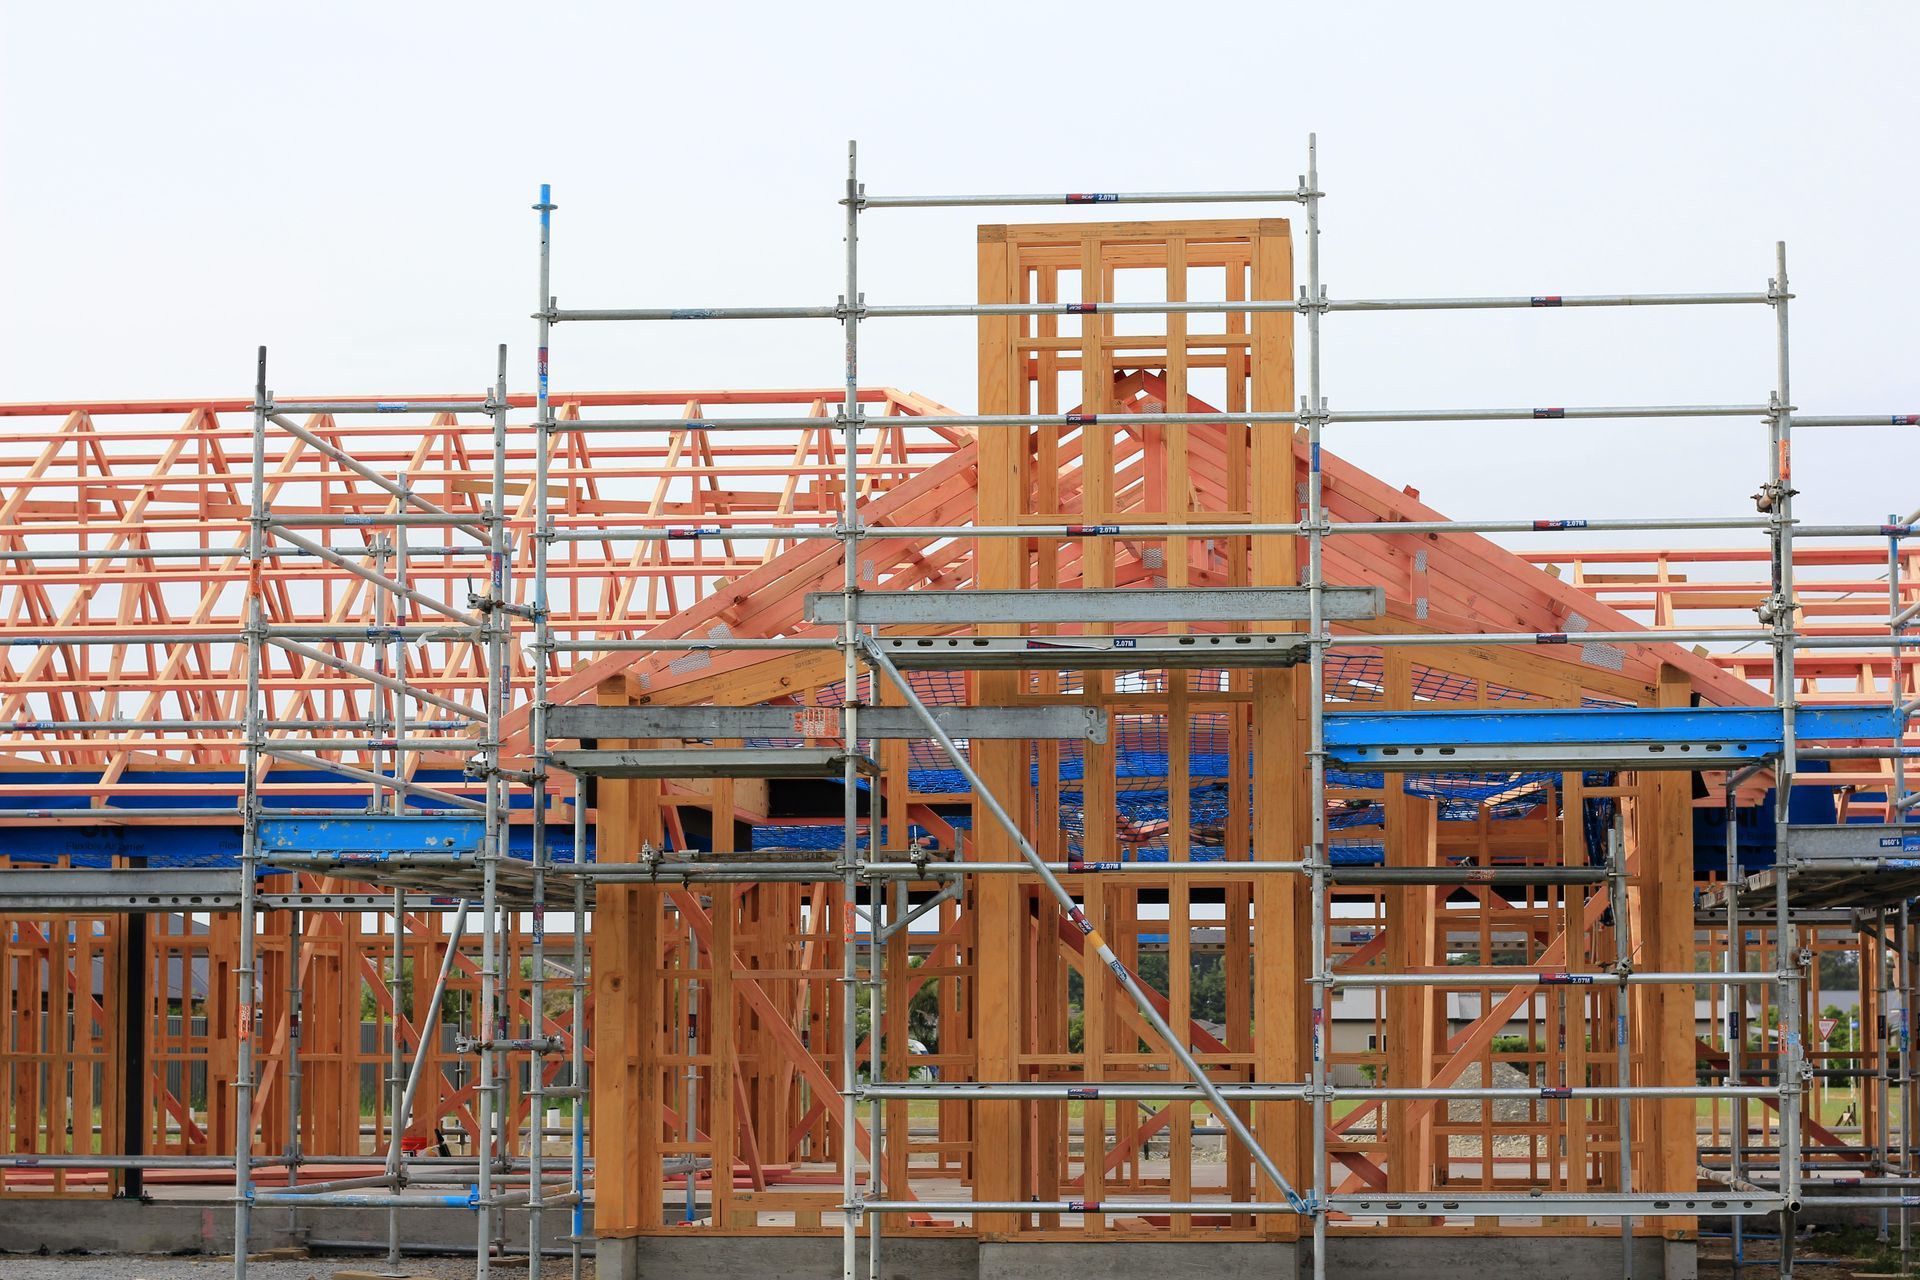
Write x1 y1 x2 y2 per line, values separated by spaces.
3 2 1916 538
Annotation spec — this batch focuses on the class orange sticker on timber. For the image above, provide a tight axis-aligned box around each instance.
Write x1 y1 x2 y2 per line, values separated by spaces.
792 706 841 738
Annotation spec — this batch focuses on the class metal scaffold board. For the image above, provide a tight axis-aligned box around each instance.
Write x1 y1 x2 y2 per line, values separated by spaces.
871 633 1311 670
1323 705 1896 772
805 585 1383 625
1782 823 1920 862
0 868 418 913
256 814 486 857
548 702 1106 742
1706 825 1920 911
549 746 879 779
260 850 542 905
1712 864 1920 912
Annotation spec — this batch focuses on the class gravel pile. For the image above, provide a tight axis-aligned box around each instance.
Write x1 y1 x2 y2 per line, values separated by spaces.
1447 1060 1540 1158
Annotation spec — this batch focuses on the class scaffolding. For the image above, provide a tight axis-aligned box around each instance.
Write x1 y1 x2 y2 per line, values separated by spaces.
511 136 1913 1280
0 136 1914 1280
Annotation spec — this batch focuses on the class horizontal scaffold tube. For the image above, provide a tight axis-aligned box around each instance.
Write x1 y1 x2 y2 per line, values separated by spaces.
1327 629 1774 647
543 514 1779 542
557 859 1311 881
265 399 495 415
251 1192 475 1209
6 624 470 645
546 403 1774 433
1793 414 1920 428
263 737 486 752
858 1200 1304 1216
1331 970 1779 988
546 293 1770 323
856 189 1311 208
548 637 840 652
857 1082 1772 1101
1328 866 1609 886
0 546 400 562
0 1154 292 1170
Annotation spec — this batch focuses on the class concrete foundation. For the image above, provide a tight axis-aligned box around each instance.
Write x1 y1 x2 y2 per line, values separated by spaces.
0 1197 586 1259
595 1232 1696 1280
0 1202 1699 1280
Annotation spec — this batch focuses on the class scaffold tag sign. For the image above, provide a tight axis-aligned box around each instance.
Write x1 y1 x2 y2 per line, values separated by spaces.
792 707 841 738
1819 1017 1839 1043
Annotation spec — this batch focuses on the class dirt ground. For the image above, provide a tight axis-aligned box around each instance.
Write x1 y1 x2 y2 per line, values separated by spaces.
1699 1230 1920 1277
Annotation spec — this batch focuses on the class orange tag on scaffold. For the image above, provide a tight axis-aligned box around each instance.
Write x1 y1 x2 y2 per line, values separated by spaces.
238 1002 254 1042
792 707 840 738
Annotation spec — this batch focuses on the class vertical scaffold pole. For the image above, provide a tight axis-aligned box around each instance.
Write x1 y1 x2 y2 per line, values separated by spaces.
1768 241 1802 1279
1899 902 1913 1270
383 481 411 1270
477 353 509 1276
867 785 883 1280
391 506 412 818
387 886 406 1271
1878 911 1892 1244
490 336 552 1280
839 137 867 1280
532 177 566 1277
570 777 588 1280
1893 521 1908 818
233 345 269 1280
1610 826 1634 1280
1725 773 1749 1266
1301 132 1331 1280
285 903 303 1201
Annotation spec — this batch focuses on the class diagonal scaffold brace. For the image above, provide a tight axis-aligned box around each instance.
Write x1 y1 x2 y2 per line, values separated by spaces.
855 632 1312 1215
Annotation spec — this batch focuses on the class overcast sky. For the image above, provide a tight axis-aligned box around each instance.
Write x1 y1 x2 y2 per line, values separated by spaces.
3 2 1915 540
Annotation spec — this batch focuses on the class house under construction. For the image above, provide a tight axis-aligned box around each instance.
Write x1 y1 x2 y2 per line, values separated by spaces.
0 140 1916 1280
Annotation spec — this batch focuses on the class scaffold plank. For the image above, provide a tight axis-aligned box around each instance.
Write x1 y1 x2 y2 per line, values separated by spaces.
1323 704 1896 771
871 633 1311 670
804 585 1383 625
